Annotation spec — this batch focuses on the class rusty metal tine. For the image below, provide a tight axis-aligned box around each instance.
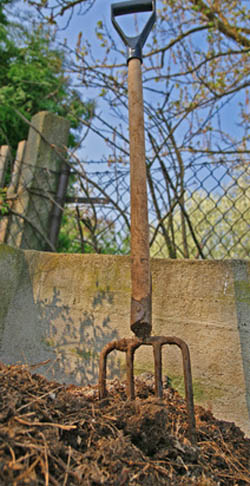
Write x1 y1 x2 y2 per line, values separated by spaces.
99 340 118 399
155 337 196 444
99 344 109 399
99 353 106 399
126 343 135 399
178 340 196 444
153 342 163 398
99 338 139 400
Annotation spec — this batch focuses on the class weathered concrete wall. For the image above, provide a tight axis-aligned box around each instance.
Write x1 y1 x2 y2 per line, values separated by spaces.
0 244 249 437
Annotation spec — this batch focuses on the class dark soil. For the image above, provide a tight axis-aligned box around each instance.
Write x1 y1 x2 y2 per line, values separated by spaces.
0 361 249 485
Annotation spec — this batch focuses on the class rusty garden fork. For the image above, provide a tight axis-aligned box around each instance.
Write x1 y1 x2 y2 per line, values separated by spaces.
98 0 196 445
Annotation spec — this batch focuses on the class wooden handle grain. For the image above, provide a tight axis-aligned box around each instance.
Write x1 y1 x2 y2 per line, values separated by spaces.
128 58 152 338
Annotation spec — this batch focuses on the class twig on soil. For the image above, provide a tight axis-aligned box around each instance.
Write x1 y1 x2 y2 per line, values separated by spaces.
62 446 72 486
14 416 77 430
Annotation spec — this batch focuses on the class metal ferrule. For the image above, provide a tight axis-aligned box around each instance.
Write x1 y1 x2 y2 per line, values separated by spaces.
127 45 143 63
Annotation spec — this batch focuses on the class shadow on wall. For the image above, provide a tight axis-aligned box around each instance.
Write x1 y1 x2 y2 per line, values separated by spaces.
0 247 120 385
232 260 250 423
37 287 120 385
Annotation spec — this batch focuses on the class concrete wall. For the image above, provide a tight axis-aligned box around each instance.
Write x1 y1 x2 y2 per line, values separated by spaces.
0 244 249 437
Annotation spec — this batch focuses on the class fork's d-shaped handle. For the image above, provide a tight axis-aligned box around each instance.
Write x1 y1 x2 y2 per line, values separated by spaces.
111 0 156 62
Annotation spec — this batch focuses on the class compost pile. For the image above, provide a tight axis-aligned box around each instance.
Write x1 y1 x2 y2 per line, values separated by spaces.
0 362 249 486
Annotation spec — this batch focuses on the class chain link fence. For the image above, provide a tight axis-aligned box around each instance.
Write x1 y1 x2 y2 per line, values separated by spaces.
58 157 249 259
1 112 249 259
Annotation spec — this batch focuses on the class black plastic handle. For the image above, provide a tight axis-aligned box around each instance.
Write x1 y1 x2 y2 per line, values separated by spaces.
112 0 153 17
111 0 156 63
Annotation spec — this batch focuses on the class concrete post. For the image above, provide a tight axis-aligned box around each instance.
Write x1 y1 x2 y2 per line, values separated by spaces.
0 141 26 244
0 145 11 188
7 111 70 251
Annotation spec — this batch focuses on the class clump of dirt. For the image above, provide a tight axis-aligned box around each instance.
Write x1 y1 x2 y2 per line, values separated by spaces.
0 361 249 485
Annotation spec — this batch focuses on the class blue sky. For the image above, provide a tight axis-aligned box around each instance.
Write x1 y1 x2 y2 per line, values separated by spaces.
12 0 249 167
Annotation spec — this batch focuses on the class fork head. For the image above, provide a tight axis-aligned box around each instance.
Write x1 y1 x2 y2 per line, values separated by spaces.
98 335 196 444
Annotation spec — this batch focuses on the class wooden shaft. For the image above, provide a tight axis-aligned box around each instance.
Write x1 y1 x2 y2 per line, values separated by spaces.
128 57 152 338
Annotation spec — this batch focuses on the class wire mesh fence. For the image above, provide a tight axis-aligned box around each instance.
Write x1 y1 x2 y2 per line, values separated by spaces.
57 157 249 259
1 133 249 260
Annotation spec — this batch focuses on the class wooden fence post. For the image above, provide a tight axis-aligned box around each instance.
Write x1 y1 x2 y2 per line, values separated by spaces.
3 111 70 251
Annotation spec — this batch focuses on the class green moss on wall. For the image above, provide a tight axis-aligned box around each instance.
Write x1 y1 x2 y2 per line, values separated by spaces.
70 348 99 361
131 362 223 403
234 280 250 304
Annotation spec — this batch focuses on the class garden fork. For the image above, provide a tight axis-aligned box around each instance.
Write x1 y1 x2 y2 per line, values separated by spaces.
98 0 196 444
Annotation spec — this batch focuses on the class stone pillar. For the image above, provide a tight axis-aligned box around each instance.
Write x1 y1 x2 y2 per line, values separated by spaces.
7 111 70 251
